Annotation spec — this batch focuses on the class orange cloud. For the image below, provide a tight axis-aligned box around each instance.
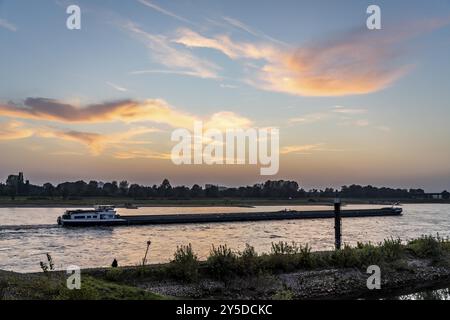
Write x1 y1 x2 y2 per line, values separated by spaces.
0 98 253 132
38 129 105 155
174 17 450 96
263 31 409 96
204 111 253 131
0 121 34 140
114 149 171 160
0 98 198 127
37 126 159 155
0 97 256 158
0 117 160 156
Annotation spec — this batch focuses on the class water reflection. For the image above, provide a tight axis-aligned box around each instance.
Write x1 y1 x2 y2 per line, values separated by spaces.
1 204 449 272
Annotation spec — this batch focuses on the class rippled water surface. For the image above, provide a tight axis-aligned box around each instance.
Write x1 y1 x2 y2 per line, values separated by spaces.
0 204 449 272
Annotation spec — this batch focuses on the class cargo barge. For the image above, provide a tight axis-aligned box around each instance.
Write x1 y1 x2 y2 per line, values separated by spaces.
57 206 402 227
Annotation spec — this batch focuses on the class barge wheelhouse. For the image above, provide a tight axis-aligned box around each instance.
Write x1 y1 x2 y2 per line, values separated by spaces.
57 205 127 226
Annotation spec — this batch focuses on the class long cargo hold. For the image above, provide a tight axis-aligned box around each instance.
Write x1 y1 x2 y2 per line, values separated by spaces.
58 207 402 227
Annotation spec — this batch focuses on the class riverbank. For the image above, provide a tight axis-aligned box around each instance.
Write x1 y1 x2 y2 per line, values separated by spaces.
2 235 449 300
0 197 449 208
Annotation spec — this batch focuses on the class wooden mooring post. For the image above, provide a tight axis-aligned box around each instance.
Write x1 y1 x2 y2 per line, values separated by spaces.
334 198 342 250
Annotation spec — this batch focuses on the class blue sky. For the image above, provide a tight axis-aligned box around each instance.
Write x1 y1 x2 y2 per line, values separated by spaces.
1 0 450 191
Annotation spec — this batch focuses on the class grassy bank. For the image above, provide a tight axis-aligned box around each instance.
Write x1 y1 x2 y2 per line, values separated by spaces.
3 235 448 300
0 270 166 300
116 235 450 299
1 196 449 208
91 235 450 283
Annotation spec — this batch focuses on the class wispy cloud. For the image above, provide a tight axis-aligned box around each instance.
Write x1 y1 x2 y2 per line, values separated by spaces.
289 106 367 125
222 16 288 47
0 18 17 32
126 23 220 79
281 143 344 155
0 120 158 156
137 0 193 25
174 27 278 60
332 106 367 115
288 112 329 124
281 144 325 155
39 129 105 155
106 82 128 92
288 106 386 131
0 97 198 127
173 16 450 96
204 111 253 131
42 126 159 155
130 69 208 78
114 149 171 160
0 97 253 132
0 121 33 140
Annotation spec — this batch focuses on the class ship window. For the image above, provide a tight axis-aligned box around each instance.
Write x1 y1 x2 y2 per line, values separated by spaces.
74 216 85 219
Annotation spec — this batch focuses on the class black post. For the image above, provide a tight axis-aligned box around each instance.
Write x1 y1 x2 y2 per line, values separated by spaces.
334 198 341 250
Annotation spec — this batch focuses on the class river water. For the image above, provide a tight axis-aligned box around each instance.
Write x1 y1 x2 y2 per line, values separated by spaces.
0 204 449 272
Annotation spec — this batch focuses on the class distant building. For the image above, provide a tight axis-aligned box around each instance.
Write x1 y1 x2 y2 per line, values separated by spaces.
6 172 29 194
205 184 228 192
423 193 443 200
442 191 450 200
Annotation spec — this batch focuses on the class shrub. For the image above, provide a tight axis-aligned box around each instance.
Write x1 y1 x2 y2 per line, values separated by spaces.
271 241 300 255
40 253 55 273
105 268 124 282
206 244 238 280
408 235 443 260
170 244 199 282
297 244 313 268
237 244 261 275
330 244 361 268
265 241 311 272
354 242 383 267
380 238 403 261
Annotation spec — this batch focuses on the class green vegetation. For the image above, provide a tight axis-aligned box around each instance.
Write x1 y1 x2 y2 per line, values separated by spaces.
2 173 450 207
39 253 55 273
170 244 199 282
2 235 449 300
206 245 239 280
407 234 446 261
56 276 164 300
0 271 165 300
104 235 450 285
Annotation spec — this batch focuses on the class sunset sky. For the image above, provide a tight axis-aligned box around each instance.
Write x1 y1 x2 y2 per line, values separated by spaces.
1 0 450 191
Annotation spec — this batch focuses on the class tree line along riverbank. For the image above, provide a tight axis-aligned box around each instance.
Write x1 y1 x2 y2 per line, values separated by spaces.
0 197 449 208
1 235 450 300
